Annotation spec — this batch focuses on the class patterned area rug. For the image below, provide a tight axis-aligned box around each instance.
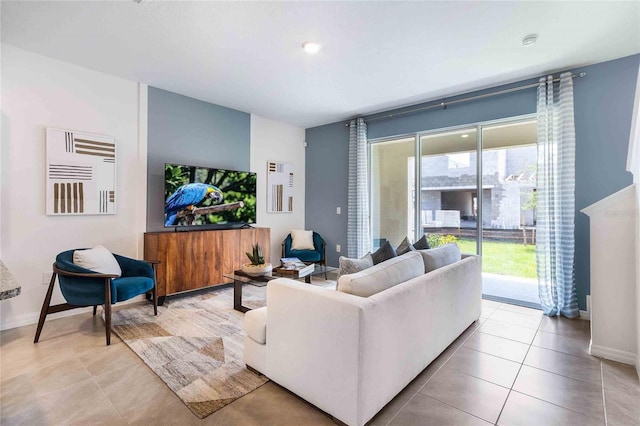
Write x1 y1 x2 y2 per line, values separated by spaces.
111 284 270 418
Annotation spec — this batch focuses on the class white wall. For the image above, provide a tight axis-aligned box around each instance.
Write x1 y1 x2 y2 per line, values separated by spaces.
628 63 640 376
250 115 305 263
583 186 638 365
0 45 147 330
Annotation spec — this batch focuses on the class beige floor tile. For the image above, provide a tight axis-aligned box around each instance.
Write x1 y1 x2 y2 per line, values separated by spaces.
482 299 503 309
390 394 491 425
480 306 498 319
1 377 126 425
419 368 510 424
601 359 640 395
498 391 603 426
94 362 184 423
202 382 334 426
477 319 537 344
523 346 602 387
489 310 543 330
369 385 416 426
444 346 521 388
532 329 590 358
78 341 142 376
604 386 640 426
513 366 604 422
538 316 590 339
1 335 80 381
498 304 543 318
0 357 92 407
464 331 530 363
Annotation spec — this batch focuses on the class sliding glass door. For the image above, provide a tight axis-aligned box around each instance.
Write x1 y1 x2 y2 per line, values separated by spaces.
369 115 539 307
419 128 478 254
480 120 539 306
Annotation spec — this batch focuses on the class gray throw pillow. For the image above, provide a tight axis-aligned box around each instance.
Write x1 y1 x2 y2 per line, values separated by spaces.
337 253 373 279
418 243 461 272
371 241 397 265
396 236 416 256
413 234 431 250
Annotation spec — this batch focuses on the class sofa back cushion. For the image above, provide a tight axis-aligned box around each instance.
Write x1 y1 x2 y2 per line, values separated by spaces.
418 243 461 272
337 251 425 297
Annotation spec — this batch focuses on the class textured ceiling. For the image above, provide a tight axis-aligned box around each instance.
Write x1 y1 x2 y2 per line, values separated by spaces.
2 1 639 128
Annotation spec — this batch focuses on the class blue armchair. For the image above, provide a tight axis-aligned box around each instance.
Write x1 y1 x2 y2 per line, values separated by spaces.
34 249 158 345
282 232 327 279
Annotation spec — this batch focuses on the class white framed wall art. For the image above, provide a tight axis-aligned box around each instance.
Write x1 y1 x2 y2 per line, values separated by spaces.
45 128 116 215
267 160 293 213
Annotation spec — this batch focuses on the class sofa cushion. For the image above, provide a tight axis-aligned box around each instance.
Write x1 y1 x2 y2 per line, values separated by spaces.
73 245 122 277
413 234 431 250
371 241 397 265
395 237 416 256
244 306 267 344
418 243 461 273
337 251 425 297
337 253 373 279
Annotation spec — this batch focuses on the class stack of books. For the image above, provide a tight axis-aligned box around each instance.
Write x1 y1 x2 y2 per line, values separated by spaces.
278 257 315 276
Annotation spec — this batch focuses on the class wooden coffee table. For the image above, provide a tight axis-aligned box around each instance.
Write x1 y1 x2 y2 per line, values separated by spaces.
225 265 336 313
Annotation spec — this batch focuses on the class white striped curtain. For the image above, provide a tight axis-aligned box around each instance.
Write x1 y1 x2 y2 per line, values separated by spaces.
536 72 579 318
348 118 371 258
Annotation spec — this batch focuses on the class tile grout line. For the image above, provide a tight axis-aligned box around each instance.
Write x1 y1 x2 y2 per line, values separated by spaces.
90 374 130 425
383 320 483 426
601 360 608 426
492 315 542 425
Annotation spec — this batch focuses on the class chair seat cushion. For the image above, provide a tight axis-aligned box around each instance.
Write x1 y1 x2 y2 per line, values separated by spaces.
288 249 322 262
244 307 267 344
112 276 154 302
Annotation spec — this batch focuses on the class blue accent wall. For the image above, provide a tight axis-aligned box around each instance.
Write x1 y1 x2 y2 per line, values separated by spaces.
147 87 250 232
306 54 639 310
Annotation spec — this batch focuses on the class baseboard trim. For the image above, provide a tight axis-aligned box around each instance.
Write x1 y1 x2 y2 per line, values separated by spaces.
579 310 590 320
0 295 146 331
589 342 637 365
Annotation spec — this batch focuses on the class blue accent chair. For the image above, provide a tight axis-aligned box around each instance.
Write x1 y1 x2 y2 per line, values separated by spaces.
34 249 159 345
282 232 327 279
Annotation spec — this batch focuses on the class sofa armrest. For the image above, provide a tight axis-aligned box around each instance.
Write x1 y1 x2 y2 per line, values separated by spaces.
265 279 371 426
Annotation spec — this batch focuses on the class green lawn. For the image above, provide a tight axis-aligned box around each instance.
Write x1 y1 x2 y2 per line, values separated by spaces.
455 239 537 279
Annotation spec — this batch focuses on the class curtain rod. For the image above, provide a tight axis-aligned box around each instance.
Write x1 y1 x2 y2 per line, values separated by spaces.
345 72 587 126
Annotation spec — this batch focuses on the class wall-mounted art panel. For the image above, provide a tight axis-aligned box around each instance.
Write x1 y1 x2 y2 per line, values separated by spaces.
267 161 293 213
46 128 116 215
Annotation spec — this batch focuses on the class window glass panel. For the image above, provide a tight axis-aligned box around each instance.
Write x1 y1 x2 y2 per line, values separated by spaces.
420 128 477 254
370 137 415 249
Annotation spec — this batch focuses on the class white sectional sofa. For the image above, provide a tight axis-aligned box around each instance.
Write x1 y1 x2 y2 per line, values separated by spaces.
243 248 482 426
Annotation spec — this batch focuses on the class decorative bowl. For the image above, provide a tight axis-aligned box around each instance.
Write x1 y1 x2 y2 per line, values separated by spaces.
241 263 273 277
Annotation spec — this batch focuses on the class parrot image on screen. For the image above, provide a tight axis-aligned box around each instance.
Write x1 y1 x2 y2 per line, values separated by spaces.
165 183 223 226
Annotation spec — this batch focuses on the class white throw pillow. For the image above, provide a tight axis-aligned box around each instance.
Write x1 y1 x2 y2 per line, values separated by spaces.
73 245 122 276
290 230 315 250
418 243 461 273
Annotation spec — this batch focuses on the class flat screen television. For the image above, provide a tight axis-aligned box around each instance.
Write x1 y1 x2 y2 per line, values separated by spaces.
164 163 256 228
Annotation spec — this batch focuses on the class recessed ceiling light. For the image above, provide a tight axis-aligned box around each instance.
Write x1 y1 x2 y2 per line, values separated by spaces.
522 34 538 46
302 41 321 55
461 134 469 138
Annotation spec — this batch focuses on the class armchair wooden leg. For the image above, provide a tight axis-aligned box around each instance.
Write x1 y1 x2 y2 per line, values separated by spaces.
104 278 112 346
34 272 57 343
152 284 158 316
151 263 158 316
93 305 97 316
